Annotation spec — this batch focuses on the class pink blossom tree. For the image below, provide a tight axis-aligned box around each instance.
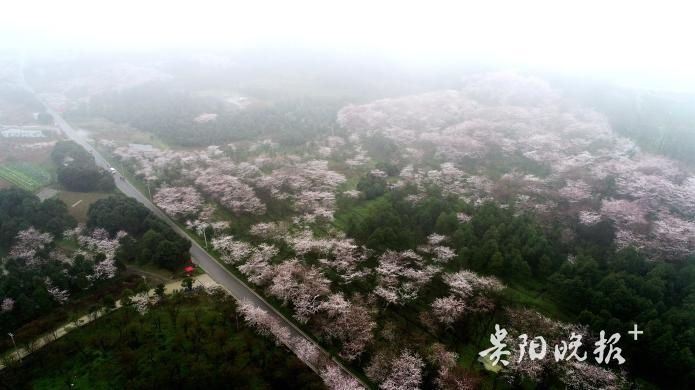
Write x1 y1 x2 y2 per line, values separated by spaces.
9 227 53 265
195 170 266 215
374 250 439 305
44 278 69 305
431 296 466 325
237 244 278 286
268 259 331 323
153 186 204 219
1 297 14 312
379 350 425 390
318 293 375 360
319 364 364 390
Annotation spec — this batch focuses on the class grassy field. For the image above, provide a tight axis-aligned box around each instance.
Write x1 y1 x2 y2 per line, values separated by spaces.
55 191 111 222
0 162 52 191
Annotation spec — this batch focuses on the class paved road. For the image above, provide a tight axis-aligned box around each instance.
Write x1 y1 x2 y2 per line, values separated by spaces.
41 105 366 387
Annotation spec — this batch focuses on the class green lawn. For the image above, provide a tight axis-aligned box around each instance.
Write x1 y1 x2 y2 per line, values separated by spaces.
55 191 111 222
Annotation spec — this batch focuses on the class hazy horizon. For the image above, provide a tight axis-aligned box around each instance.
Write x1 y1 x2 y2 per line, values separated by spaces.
2 0 695 93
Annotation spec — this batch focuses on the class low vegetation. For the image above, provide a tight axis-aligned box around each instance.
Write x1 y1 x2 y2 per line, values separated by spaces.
0 290 325 389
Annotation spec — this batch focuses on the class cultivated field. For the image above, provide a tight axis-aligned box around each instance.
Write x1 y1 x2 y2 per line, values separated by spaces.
0 162 51 191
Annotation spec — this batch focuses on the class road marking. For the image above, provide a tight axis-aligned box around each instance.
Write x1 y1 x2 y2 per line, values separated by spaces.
71 199 83 208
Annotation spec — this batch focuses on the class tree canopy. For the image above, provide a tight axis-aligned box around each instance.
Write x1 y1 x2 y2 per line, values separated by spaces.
52 141 114 192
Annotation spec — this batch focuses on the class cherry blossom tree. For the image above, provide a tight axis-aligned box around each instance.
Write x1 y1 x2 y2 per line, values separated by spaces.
238 300 364 389
379 350 425 390
431 296 466 325
600 198 649 226
435 366 480 390
268 259 331 323
90 259 118 281
342 190 362 199
212 235 253 264
651 211 695 258
195 170 266 215
427 233 447 246
430 270 503 323
578 210 602 225
432 245 456 264
237 244 278 286
1 297 14 312
365 351 392 383
44 278 69 305
130 292 160 315
153 186 204 219
318 293 376 360
318 238 369 284
249 221 288 239
336 75 695 259
443 270 504 298
75 228 125 281
292 337 322 367
559 180 593 203
9 227 53 265
500 308 589 384
427 343 479 390
319 364 364 390
457 212 472 223
374 250 439 305
286 230 334 257
562 361 626 390
77 228 125 262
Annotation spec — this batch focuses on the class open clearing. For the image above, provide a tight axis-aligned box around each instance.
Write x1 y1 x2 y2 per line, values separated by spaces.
0 162 51 191
55 191 111 222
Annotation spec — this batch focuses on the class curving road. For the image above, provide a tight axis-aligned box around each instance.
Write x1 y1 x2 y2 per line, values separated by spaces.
41 104 367 388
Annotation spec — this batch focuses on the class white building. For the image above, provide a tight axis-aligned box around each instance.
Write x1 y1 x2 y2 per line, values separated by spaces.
1 129 45 138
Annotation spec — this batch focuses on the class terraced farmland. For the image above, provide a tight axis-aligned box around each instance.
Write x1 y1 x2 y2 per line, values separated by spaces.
0 163 52 191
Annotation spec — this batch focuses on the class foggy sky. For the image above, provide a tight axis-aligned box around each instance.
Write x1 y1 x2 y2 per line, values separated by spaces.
2 0 694 92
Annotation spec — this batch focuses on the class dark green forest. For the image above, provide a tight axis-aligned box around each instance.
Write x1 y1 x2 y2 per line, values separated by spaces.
0 188 76 248
0 189 77 333
73 82 346 147
51 141 115 192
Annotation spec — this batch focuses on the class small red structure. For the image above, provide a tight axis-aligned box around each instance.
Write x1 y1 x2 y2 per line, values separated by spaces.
184 265 195 274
